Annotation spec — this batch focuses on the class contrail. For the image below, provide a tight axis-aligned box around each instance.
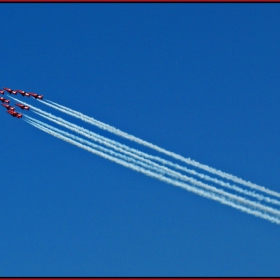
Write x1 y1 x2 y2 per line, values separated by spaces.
25 118 170 177
24 119 280 225
24 116 280 218
11 96 280 207
25 115 280 207
37 98 279 198
23 106 280 207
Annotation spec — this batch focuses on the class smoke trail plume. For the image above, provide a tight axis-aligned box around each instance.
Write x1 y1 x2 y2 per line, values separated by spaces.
23 107 280 207
25 119 280 225
24 116 280 218
37 98 280 198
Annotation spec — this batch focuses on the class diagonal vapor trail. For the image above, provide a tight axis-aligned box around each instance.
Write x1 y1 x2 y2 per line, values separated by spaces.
25 119 280 225
38 99 277 197
25 118 173 177
12 96 280 221
25 112 280 207
19 99 280 206
24 116 280 218
26 116 279 212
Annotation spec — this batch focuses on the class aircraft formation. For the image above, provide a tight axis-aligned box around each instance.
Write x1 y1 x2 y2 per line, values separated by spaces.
1 87 43 119
2 87 280 226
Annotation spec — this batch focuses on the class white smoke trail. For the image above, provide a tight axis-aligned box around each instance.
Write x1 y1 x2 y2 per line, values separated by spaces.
38 99 276 197
23 108 280 207
24 116 280 218
11 95 280 204
25 115 280 207
24 119 280 225
25 118 169 177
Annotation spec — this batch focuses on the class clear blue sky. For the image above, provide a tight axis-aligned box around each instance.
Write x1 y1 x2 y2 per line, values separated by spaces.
1 4 280 276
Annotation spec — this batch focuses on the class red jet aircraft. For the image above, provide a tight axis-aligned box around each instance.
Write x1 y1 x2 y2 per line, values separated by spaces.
29 92 43 100
3 88 17 95
0 97 10 104
16 90 31 97
7 109 22 118
15 103 29 111
0 90 4 95
2 103 15 111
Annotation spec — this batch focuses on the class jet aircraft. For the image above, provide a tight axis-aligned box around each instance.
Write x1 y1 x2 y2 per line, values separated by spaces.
7 109 22 118
2 103 15 111
0 90 4 95
0 97 10 103
16 90 31 97
16 103 29 111
3 88 17 95
29 92 43 100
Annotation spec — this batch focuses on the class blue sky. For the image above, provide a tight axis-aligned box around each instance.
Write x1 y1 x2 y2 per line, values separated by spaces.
1 3 280 276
